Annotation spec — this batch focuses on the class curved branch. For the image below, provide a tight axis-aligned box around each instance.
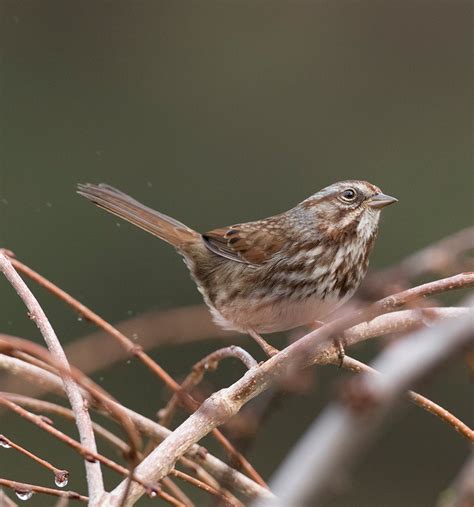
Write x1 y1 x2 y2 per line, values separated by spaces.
159 346 257 427
0 253 104 503
0 354 271 503
108 274 474 505
4 253 265 488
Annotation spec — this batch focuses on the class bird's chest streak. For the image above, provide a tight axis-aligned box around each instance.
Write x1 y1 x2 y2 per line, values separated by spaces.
188 237 373 333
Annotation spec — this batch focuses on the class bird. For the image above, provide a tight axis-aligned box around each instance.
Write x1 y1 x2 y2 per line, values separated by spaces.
77 180 397 356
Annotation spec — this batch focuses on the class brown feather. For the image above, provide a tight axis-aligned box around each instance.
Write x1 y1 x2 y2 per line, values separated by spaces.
77 184 198 248
203 219 286 265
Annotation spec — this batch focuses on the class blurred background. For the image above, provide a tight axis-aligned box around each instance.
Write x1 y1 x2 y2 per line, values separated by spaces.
0 1 472 505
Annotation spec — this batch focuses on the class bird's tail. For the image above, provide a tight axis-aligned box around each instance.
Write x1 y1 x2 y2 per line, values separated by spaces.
77 183 199 248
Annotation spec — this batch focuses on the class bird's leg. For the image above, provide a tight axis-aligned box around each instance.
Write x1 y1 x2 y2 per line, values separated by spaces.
308 320 345 367
248 329 279 357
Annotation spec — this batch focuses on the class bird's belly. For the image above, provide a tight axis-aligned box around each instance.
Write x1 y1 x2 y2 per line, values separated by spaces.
210 293 344 334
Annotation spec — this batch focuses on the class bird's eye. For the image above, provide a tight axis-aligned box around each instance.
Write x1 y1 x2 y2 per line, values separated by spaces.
339 188 357 202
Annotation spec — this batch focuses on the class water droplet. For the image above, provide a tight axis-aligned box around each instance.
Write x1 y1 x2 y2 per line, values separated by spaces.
54 470 69 488
0 436 11 448
127 309 133 316
116 222 121 227
132 333 139 341
147 181 153 188
46 202 53 208
77 314 83 322
99 376 104 382
147 488 158 498
126 359 131 365
15 490 33 501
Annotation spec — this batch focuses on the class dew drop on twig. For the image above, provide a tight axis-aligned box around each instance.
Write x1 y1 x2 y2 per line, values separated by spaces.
54 470 69 488
15 490 33 501
0 436 11 448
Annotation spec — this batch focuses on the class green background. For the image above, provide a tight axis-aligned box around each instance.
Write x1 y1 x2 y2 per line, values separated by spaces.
0 1 472 505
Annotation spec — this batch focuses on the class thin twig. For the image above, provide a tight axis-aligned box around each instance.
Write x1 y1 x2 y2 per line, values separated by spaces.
0 396 175 504
171 469 241 507
0 393 131 458
159 346 257 427
0 335 142 463
0 434 69 484
4 253 266 488
0 253 104 503
0 478 87 502
162 478 194 507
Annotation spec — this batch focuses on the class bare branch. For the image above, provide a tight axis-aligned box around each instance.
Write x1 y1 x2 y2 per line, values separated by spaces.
0 253 104 502
0 478 87 502
0 397 152 493
159 346 257 427
0 393 131 457
0 354 271 503
0 434 69 486
0 335 142 462
107 274 473 505
171 469 242 507
4 253 265 488
259 308 473 506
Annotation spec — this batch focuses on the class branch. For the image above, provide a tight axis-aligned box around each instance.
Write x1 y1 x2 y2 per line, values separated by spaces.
159 346 257 427
0 434 69 487
4 253 265 488
0 393 131 458
259 307 473 506
0 253 105 503
0 334 142 462
0 396 186 506
0 354 271 503
107 274 473 505
0 478 87 502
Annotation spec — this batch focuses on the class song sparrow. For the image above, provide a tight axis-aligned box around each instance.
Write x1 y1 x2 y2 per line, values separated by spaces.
77 180 397 355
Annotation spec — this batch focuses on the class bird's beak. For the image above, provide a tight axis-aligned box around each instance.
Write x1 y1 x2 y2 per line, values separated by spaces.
367 193 398 209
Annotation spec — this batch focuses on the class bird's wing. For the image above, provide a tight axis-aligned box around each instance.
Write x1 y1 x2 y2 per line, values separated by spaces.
202 220 285 265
